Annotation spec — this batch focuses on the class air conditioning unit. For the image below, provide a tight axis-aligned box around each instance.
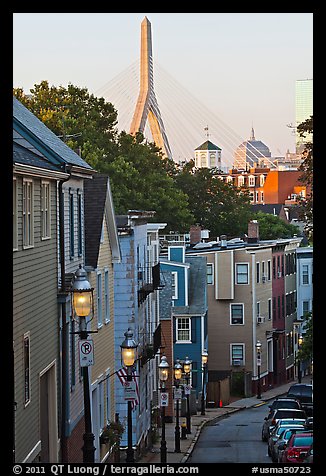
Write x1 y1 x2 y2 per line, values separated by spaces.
278 271 282 278
232 359 243 366
262 275 267 283
257 315 265 324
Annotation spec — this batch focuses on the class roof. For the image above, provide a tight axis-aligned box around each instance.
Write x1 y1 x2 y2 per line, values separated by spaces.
84 173 120 268
251 204 284 215
13 97 93 171
13 141 63 172
195 140 221 151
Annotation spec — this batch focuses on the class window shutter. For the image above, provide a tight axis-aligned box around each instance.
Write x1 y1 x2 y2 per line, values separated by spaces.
191 318 196 343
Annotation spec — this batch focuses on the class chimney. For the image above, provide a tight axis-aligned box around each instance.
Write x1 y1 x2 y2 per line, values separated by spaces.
190 225 202 245
220 234 227 249
248 220 259 243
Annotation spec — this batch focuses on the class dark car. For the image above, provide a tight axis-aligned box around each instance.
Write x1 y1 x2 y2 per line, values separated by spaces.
280 432 313 463
267 397 302 414
287 384 313 416
261 408 307 441
267 424 305 461
274 427 310 463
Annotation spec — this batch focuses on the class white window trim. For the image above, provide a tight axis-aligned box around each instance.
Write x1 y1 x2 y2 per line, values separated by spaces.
97 271 103 328
207 263 214 285
230 303 244 325
171 271 178 300
41 180 51 240
176 317 192 343
230 343 245 366
235 262 249 285
13 177 18 251
104 268 110 324
249 175 255 187
22 178 34 249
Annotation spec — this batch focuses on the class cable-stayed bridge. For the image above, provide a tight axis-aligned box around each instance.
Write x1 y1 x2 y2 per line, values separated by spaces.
95 17 276 171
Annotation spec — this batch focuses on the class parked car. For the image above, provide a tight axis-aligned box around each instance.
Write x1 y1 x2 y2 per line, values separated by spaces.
303 444 313 463
305 416 313 430
287 384 313 416
261 408 307 441
267 397 302 415
268 424 305 461
274 427 310 463
280 432 313 463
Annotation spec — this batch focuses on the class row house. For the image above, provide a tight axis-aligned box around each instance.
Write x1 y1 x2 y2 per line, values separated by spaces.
13 97 94 462
83 173 121 462
159 246 208 418
186 222 302 399
113 212 166 458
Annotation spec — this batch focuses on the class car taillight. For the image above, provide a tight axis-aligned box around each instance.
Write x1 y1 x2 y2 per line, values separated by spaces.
271 419 276 425
288 448 301 458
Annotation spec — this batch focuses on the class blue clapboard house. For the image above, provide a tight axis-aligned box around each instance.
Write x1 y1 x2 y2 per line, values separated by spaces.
160 246 208 397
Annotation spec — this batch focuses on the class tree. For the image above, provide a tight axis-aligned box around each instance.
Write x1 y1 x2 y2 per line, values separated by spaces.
174 162 252 238
250 211 300 240
13 82 193 231
297 312 313 363
297 115 313 241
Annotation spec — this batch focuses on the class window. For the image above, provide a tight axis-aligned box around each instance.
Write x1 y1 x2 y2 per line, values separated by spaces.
99 380 105 430
230 304 244 325
24 333 31 405
13 178 18 250
105 368 111 423
236 263 249 284
23 179 34 247
69 191 74 258
231 344 244 365
77 191 82 256
207 263 214 285
256 262 260 283
302 301 310 317
41 181 51 239
268 299 272 320
97 272 102 327
302 265 309 285
261 191 264 202
238 175 244 187
255 191 259 202
104 269 110 323
70 319 76 389
249 175 255 187
176 317 191 342
171 271 178 299
260 174 265 187
267 260 271 281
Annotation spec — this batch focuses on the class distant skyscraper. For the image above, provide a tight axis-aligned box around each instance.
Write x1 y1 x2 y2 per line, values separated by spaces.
295 79 313 154
233 127 272 170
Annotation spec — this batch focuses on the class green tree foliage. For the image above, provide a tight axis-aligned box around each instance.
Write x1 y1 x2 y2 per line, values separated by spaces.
13 82 193 232
297 115 313 241
251 211 300 240
297 312 313 363
174 162 252 238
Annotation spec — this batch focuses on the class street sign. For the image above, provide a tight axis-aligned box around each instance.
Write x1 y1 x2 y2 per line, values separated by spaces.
79 339 94 367
124 380 137 400
160 392 169 407
174 387 182 400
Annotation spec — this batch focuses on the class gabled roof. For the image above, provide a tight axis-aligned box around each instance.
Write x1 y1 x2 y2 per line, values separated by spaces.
13 97 93 172
13 142 63 172
195 140 221 151
84 173 120 268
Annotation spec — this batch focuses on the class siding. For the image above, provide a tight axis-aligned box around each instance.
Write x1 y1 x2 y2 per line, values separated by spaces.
13 175 59 462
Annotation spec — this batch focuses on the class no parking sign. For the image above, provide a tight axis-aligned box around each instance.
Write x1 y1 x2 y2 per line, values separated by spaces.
160 392 169 407
79 339 94 367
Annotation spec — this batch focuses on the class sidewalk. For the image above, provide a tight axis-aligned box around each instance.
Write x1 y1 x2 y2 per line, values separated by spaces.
136 375 312 464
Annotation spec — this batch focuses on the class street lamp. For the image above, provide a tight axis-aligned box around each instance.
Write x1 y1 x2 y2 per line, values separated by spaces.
298 334 303 383
256 340 262 399
158 355 169 463
201 349 208 415
174 359 182 453
183 357 192 433
71 265 95 463
120 328 138 463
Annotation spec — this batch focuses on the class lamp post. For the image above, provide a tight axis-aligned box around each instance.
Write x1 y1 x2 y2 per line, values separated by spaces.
201 349 208 416
120 328 138 463
298 334 303 383
174 359 182 453
158 355 169 463
256 340 262 399
71 265 95 463
183 357 192 433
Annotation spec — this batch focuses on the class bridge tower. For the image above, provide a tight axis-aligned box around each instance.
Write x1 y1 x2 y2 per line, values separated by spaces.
130 17 173 160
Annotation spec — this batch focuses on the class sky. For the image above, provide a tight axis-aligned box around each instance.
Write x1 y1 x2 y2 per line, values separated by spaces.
13 12 313 160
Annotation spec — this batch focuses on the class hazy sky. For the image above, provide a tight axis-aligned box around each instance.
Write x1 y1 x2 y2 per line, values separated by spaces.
13 12 313 158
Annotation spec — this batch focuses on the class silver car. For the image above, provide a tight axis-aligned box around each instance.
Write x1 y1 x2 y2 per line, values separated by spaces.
269 425 305 462
261 408 307 441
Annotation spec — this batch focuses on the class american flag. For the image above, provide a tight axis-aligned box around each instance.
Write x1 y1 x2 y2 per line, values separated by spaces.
117 367 139 411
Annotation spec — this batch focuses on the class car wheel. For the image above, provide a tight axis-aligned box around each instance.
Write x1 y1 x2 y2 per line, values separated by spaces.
262 432 267 442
